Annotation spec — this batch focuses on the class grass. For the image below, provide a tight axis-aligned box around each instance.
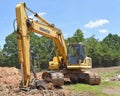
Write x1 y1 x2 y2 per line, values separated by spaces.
68 83 102 95
67 81 120 96
67 70 120 96
100 70 120 81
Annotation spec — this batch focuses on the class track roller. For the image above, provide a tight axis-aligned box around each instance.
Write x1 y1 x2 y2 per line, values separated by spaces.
42 71 64 87
84 71 101 85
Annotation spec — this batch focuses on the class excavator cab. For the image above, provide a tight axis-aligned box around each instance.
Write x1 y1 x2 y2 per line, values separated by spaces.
68 43 86 65
67 43 92 69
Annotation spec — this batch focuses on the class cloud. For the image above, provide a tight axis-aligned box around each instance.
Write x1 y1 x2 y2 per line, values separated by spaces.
39 12 47 16
29 12 47 18
98 29 108 33
84 19 109 28
64 33 70 38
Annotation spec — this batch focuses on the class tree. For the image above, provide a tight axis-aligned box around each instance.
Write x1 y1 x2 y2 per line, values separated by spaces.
0 48 5 66
3 32 19 68
73 29 84 42
84 35 102 67
3 29 120 68
101 33 120 66
102 33 120 52
3 32 54 69
30 33 54 70
67 29 84 43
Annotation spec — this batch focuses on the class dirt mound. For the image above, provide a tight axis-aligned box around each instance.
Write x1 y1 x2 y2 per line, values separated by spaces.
0 67 21 87
0 67 69 96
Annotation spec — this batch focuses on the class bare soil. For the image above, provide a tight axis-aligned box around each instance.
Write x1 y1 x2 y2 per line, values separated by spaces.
0 66 120 96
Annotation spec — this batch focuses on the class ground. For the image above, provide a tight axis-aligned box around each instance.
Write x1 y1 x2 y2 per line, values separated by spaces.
0 66 120 96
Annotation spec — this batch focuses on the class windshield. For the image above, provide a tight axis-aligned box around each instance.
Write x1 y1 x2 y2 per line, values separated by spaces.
68 44 86 63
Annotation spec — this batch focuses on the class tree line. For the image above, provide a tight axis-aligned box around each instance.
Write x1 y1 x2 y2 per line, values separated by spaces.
0 29 120 69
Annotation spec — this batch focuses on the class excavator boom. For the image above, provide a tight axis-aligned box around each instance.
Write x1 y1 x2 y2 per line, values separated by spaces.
16 3 30 87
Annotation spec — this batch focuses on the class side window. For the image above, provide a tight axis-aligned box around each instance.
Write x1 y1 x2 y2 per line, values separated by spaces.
74 46 79 56
80 45 86 60
68 45 76 56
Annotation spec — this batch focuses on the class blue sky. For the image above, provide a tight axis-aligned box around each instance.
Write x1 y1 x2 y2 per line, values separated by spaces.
0 0 120 48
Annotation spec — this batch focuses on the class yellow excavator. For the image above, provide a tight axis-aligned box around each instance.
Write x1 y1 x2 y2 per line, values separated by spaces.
16 2 100 90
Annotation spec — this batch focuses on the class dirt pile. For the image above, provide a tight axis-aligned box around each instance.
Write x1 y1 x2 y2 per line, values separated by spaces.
0 67 70 96
0 67 21 87
0 67 21 96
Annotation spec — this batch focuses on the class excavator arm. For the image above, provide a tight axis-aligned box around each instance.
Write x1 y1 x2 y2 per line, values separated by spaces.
16 2 67 87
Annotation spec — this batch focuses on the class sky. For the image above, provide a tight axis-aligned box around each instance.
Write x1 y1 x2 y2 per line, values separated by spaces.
0 0 120 48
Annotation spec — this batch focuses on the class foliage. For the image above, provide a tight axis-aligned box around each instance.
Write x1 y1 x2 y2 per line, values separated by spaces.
67 29 84 43
102 33 120 51
84 33 120 67
73 29 84 42
101 33 120 67
0 48 5 66
30 33 54 70
1 29 120 68
84 35 102 67
3 32 19 68
2 32 54 69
